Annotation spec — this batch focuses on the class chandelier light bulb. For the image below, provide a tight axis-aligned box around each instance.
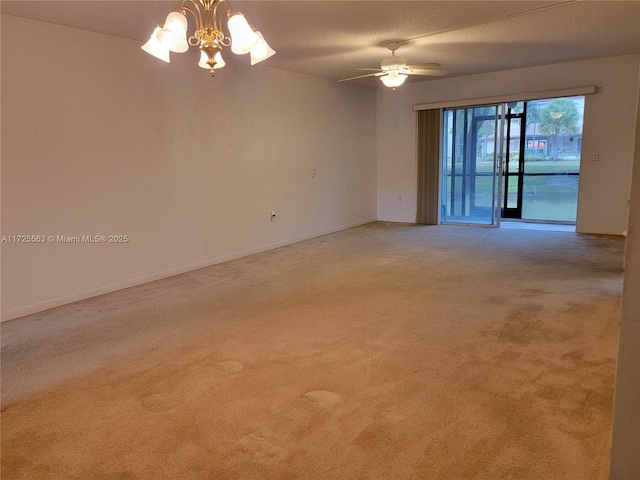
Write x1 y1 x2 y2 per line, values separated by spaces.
157 29 189 53
198 51 226 70
164 12 188 34
141 27 171 63
250 30 276 65
157 12 189 53
198 50 210 69
214 51 226 68
227 12 260 55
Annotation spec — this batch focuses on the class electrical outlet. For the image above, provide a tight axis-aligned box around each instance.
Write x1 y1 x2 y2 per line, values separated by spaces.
312 168 316 178
592 152 599 161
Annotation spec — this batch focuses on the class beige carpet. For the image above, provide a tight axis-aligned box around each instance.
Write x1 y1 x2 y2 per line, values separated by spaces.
1 223 624 479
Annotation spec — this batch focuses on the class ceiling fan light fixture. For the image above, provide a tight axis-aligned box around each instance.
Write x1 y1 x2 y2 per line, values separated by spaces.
337 41 446 86
381 71 407 88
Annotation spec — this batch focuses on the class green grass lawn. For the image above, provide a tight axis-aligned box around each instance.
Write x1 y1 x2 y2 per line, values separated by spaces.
444 159 580 222
448 160 580 175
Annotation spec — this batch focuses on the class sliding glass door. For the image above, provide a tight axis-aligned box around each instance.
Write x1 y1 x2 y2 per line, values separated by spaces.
441 105 503 226
521 97 584 222
500 97 584 222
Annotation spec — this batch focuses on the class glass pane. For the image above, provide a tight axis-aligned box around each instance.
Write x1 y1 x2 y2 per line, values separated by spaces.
506 175 519 209
442 105 499 225
507 118 521 174
522 96 584 222
504 115 521 210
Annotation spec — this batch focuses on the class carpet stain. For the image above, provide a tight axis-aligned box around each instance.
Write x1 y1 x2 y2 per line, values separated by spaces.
353 421 403 455
482 302 591 346
215 360 245 374
303 390 343 409
236 390 342 464
560 302 599 315
562 349 586 362
139 393 179 413
497 319 542 346
521 288 552 298
494 347 522 362
487 295 507 305
170 365 225 397
238 433 285 461
507 303 544 322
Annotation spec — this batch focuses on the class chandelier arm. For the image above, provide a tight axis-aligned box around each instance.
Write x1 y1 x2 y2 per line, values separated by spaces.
212 0 234 24
181 0 232 48
180 0 204 31
180 4 205 46
210 0 233 46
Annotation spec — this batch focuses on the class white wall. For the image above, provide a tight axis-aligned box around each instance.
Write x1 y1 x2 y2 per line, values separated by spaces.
377 55 640 234
0 15 377 321
610 61 640 480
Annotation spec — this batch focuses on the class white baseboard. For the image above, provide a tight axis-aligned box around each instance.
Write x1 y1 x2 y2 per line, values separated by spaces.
376 216 417 224
1 218 377 322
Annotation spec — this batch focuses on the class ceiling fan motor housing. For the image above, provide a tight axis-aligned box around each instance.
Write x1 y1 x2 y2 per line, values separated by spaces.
381 56 407 71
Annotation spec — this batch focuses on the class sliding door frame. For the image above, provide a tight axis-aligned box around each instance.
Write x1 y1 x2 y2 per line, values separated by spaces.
413 86 597 112
437 103 505 227
415 86 596 227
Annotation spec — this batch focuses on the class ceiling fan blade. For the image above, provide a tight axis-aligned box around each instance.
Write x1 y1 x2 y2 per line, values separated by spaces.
356 68 384 72
407 62 441 69
337 72 384 82
407 69 448 77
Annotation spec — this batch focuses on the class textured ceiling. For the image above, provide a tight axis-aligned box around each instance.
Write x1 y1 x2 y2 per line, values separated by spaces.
2 1 640 87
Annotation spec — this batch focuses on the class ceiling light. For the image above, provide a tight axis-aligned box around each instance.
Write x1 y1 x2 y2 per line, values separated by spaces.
250 30 276 65
141 27 171 63
227 12 260 55
198 50 225 70
158 11 189 54
141 0 275 76
381 71 408 89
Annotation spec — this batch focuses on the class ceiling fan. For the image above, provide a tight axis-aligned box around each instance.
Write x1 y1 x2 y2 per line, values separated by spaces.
338 42 447 89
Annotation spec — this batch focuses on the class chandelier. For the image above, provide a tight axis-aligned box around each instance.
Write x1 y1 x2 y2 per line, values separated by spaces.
141 0 275 76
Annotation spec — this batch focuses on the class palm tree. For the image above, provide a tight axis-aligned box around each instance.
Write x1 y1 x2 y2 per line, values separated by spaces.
526 102 541 155
538 98 580 161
